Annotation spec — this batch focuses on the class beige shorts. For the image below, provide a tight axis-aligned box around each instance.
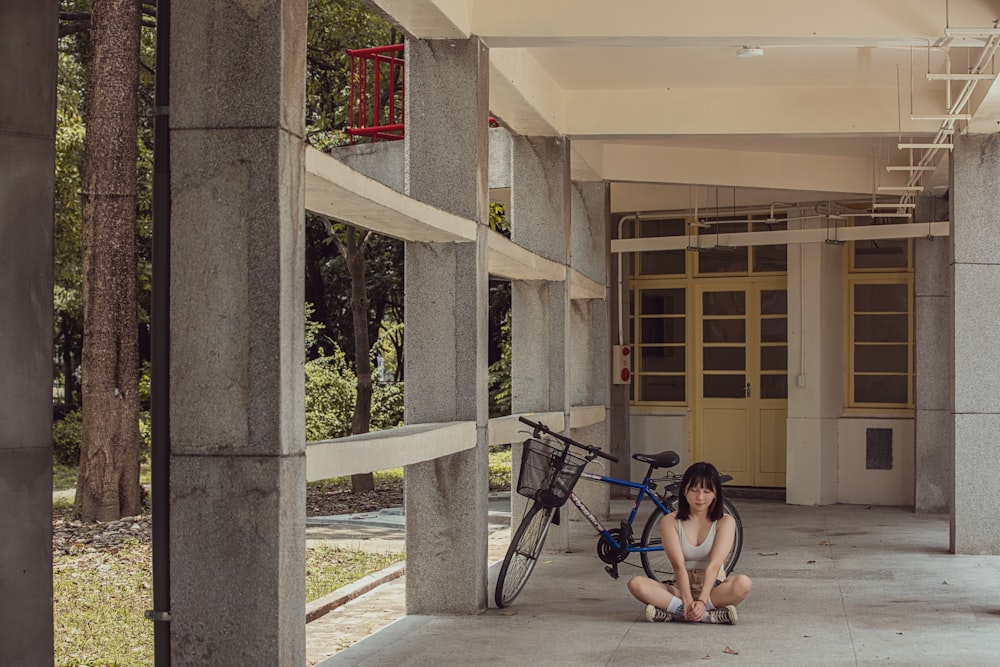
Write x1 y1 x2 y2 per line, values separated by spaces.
686 568 725 598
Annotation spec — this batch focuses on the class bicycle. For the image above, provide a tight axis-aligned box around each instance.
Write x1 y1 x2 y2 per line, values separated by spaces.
494 416 743 608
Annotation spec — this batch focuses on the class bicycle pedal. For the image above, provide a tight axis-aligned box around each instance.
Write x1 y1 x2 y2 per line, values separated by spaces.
604 565 620 580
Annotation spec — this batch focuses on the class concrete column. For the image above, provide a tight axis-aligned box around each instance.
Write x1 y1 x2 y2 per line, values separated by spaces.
0 2 56 663
785 238 843 505
950 133 1000 553
403 37 490 614
169 2 306 663
914 195 951 513
568 181 611 518
510 136 573 547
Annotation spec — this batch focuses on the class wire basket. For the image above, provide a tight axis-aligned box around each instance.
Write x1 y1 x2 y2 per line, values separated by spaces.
517 438 588 508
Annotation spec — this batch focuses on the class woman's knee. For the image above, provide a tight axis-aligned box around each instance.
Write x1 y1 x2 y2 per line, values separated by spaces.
626 575 646 596
731 574 752 599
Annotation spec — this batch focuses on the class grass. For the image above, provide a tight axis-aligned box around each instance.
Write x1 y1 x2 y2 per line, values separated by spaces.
305 546 404 602
51 450 509 666
52 540 401 667
53 540 153 667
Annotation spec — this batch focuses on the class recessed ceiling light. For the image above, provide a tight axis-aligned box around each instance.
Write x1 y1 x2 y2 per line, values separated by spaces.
737 46 764 58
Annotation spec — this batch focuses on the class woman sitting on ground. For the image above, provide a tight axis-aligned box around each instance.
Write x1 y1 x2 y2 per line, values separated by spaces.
627 461 752 625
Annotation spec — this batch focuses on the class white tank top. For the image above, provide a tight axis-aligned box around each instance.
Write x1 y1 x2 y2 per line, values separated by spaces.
677 519 717 570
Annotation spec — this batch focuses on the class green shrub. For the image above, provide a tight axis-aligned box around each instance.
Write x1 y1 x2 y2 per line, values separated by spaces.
305 347 357 441
371 381 404 431
53 409 83 466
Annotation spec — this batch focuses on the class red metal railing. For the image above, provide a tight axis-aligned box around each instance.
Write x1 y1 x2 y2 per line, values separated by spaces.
347 44 405 142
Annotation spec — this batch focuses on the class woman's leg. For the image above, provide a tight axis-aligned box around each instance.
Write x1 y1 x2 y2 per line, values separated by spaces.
626 575 680 609
707 574 752 607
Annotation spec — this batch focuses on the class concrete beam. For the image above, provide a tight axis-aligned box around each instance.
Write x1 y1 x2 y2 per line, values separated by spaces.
612 220 950 253
305 147 476 242
306 422 476 480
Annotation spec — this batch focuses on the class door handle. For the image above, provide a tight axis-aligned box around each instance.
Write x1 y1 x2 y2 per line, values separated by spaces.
744 382 751 398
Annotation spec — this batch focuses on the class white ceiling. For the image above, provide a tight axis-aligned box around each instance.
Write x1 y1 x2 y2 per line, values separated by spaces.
368 0 1000 211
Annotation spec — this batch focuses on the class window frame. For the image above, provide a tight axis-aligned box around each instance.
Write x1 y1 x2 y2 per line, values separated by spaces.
844 272 914 412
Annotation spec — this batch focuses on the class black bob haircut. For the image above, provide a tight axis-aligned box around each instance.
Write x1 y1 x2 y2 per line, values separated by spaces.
675 461 725 522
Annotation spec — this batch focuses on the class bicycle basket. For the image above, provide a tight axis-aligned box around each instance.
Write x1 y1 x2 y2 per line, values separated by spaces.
517 438 588 508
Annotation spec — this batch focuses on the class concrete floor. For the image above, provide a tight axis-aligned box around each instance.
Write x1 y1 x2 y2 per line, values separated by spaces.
313 499 1000 666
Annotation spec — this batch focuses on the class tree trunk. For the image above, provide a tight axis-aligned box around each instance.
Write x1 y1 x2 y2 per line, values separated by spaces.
346 228 375 493
76 0 142 522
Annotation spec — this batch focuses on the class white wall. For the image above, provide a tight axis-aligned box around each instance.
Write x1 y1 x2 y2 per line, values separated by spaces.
629 410 690 485
837 418 914 506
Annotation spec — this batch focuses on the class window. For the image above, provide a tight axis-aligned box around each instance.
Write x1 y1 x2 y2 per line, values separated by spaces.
846 220 913 408
636 218 686 276
632 286 686 403
695 214 787 275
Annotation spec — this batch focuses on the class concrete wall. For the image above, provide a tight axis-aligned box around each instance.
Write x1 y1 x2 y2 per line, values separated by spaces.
950 133 1000 554
629 412 689 483
169 0 307 661
402 37 491 613
0 1 56 663
786 237 843 505
914 195 952 513
837 418 915 505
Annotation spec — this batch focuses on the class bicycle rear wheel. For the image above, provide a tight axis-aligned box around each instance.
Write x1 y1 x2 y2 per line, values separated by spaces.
639 497 743 583
495 501 556 608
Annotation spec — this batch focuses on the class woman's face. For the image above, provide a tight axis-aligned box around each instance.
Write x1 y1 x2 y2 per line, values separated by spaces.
684 480 716 514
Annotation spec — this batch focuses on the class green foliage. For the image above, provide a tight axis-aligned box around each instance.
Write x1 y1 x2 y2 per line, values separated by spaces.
53 464 79 493
53 410 83 467
489 202 509 237
488 306 512 418
304 340 405 441
488 446 512 491
306 0 397 150
305 347 357 442
371 380 404 431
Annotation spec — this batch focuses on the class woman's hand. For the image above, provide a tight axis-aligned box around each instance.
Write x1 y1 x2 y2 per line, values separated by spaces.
684 597 706 622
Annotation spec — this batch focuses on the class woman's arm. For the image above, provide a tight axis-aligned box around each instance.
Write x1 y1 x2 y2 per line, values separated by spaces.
659 514 696 613
698 514 737 604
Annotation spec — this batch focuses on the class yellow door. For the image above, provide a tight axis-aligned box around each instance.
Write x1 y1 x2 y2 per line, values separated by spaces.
694 281 787 487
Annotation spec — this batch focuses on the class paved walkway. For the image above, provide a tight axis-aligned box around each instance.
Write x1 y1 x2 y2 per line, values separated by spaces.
308 499 1000 666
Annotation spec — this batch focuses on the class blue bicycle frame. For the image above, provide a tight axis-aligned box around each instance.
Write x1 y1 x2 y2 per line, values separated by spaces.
566 469 674 557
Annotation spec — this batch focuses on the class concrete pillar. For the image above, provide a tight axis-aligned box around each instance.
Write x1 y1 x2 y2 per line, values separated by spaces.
914 195 951 513
510 136 573 547
169 2 307 663
403 37 490 614
568 181 611 517
785 238 843 505
0 2 56 663
950 133 1000 553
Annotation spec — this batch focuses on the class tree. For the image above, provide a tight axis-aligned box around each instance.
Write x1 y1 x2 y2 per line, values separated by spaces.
305 0 402 492
75 0 143 521
323 220 377 491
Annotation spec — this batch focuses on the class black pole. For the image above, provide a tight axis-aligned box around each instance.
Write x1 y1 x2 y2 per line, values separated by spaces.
151 0 171 663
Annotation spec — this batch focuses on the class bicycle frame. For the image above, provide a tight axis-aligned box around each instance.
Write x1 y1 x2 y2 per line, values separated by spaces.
566 470 674 556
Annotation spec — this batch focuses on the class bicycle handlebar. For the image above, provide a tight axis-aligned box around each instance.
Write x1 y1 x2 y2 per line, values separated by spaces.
518 416 620 463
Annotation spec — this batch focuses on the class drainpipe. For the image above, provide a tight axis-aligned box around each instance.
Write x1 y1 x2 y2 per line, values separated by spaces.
615 214 638 346
150 0 171 663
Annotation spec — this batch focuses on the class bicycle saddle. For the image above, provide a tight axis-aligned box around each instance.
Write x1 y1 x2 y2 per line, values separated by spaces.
631 451 680 469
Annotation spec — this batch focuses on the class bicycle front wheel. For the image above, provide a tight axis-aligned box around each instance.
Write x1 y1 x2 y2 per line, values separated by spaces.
639 497 743 583
495 501 556 608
